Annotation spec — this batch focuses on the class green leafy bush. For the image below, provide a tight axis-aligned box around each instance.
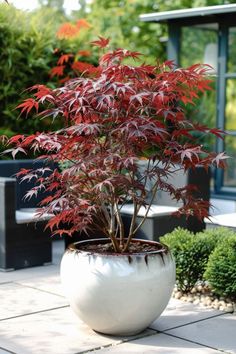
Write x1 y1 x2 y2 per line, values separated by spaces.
204 235 236 300
160 228 201 292
0 4 96 157
160 227 234 293
196 227 234 252
0 6 58 137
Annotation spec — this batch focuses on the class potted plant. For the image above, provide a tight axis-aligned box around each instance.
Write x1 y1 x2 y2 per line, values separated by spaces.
3 37 227 335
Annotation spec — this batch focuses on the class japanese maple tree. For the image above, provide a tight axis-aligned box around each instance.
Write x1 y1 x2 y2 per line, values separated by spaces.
4 38 228 253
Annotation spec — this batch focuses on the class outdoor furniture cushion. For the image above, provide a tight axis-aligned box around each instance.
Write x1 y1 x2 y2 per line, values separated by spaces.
205 213 236 229
120 204 178 217
15 208 53 224
120 203 185 241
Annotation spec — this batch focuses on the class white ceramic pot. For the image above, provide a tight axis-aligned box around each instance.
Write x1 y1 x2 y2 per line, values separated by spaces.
60 238 175 336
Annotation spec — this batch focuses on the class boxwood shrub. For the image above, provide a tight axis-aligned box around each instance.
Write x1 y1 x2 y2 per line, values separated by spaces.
161 228 203 292
160 227 235 293
204 235 236 300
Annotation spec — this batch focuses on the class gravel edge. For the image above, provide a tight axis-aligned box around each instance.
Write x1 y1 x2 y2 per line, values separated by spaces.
172 283 236 313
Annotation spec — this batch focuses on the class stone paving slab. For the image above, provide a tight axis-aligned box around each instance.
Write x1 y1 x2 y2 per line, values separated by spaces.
0 282 67 320
0 264 59 284
150 298 223 332
16 273 64 297
167 313 236 354
91 332 222 353
0 307 155 354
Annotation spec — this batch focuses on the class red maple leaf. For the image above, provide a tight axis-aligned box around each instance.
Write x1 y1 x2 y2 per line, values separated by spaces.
57 54 74 66
212 152 230 168
39 195 55 206
71 61 100 76
21 135 37 147
8 134 24 144
16 168 31 177
46 214 62 230
50 65 65 78
46 181 61 191
91 36 110 48
209 128 226 139
16 99 39 116
28 85 52 101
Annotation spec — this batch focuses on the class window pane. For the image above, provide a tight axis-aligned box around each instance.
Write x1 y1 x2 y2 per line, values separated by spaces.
223 135 236 188
180 26 217 152
228 27 236 72
180 25 218 71
225 79 236 130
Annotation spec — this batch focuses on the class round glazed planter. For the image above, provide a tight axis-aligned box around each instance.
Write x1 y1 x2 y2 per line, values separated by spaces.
60 238 175 336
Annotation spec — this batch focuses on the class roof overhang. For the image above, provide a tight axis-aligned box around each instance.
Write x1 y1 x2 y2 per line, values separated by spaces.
140 4 236 23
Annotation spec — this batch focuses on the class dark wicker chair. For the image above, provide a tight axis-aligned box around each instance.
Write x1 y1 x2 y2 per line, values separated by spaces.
0 160 53 270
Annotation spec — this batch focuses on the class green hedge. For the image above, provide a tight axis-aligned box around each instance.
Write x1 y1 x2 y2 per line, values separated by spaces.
0 6 58 138
204 235 236 300
0 4 96 157
160 228 211 292
160 227 236 294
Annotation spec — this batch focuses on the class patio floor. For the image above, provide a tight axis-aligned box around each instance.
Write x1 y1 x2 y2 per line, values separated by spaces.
0 240 235 354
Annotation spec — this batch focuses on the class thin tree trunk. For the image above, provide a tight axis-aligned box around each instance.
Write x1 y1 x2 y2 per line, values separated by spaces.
114 202 125 249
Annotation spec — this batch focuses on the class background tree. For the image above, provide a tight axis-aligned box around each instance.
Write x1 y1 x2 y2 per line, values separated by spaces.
38 0 64 14
79 0 236 63
0 3 95 157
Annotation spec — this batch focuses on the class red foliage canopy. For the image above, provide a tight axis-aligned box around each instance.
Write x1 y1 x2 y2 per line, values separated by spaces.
5 40 228 252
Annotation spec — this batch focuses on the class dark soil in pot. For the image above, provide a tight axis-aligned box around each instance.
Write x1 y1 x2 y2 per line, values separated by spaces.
68 238 168 255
